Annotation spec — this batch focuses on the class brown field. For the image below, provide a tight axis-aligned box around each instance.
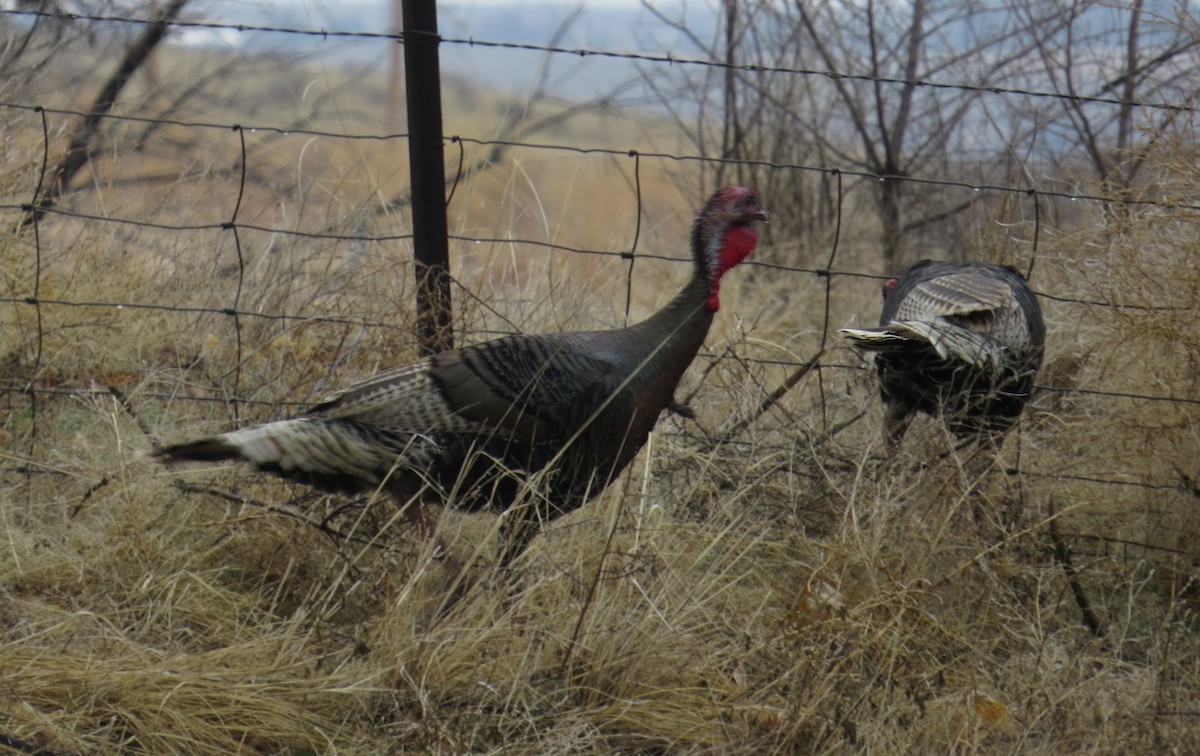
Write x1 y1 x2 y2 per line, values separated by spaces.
1 35 1198 753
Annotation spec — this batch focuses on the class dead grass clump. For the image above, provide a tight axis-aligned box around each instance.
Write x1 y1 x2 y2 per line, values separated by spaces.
0 627 359 753
1020 150 1200 634
348 483 781 751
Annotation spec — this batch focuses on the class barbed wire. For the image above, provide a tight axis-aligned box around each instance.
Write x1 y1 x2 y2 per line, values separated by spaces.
0 101 401 140
433 34 1199 115
2 8 1196 114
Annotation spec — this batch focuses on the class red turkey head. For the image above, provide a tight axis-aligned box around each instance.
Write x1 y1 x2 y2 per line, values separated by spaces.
692 186 768 311
882 277 900 299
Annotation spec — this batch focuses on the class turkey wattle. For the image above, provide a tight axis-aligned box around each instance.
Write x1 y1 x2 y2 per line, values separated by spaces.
840 260 1044 446
156 186 767 552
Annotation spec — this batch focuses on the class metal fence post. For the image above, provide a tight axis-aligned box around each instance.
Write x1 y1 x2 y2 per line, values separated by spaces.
403 0 453 355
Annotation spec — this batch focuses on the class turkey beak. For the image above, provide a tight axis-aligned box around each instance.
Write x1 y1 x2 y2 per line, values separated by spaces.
744 204 768 224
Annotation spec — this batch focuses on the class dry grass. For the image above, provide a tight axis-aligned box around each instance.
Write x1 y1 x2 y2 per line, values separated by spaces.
1 40 1198 754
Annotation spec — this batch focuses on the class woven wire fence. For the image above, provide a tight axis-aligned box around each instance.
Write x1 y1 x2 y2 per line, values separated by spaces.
1 5 1197 534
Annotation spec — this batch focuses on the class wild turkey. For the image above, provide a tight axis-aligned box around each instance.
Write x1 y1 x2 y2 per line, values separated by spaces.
156 186 767 560
840 260 1044 447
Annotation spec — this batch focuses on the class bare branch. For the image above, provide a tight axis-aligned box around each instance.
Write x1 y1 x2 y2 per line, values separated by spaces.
24 0 190 226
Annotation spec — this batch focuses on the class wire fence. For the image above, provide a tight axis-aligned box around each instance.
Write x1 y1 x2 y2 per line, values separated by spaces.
5 7 1200 114
1 5 1197 506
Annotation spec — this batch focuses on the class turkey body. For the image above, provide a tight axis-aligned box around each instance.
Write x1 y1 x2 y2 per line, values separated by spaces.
156 187 767 541
840 260 1045 446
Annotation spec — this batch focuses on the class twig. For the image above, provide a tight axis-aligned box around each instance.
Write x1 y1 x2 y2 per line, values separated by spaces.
1055 532 1191 557
1047 497 1104 637
24 0 190 225
170 480 387 548
561 472 635 677
70 475 110 518
104 384 155 445
718 349 823 442
826 408 867 439
1172 463 1200 498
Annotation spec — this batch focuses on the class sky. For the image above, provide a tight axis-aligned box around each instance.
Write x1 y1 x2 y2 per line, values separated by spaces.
175 0 715 99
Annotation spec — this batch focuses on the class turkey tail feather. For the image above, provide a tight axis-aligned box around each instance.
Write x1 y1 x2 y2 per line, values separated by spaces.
156 420 315 469
157 419 409 483
155 437 241 463
889 320 1005 372
842 321 1005 374
839 327 912 351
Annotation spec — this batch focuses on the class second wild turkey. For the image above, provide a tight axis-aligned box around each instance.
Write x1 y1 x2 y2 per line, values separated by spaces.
156 186 767 560
840 260 1044 447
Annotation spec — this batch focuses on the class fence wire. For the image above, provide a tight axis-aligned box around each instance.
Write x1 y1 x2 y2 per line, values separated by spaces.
2 7 1197 113
1 6 1197 507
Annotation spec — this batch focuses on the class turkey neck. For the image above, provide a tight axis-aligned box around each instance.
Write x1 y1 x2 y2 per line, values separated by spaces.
608 207 750 402
612 273 713 406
